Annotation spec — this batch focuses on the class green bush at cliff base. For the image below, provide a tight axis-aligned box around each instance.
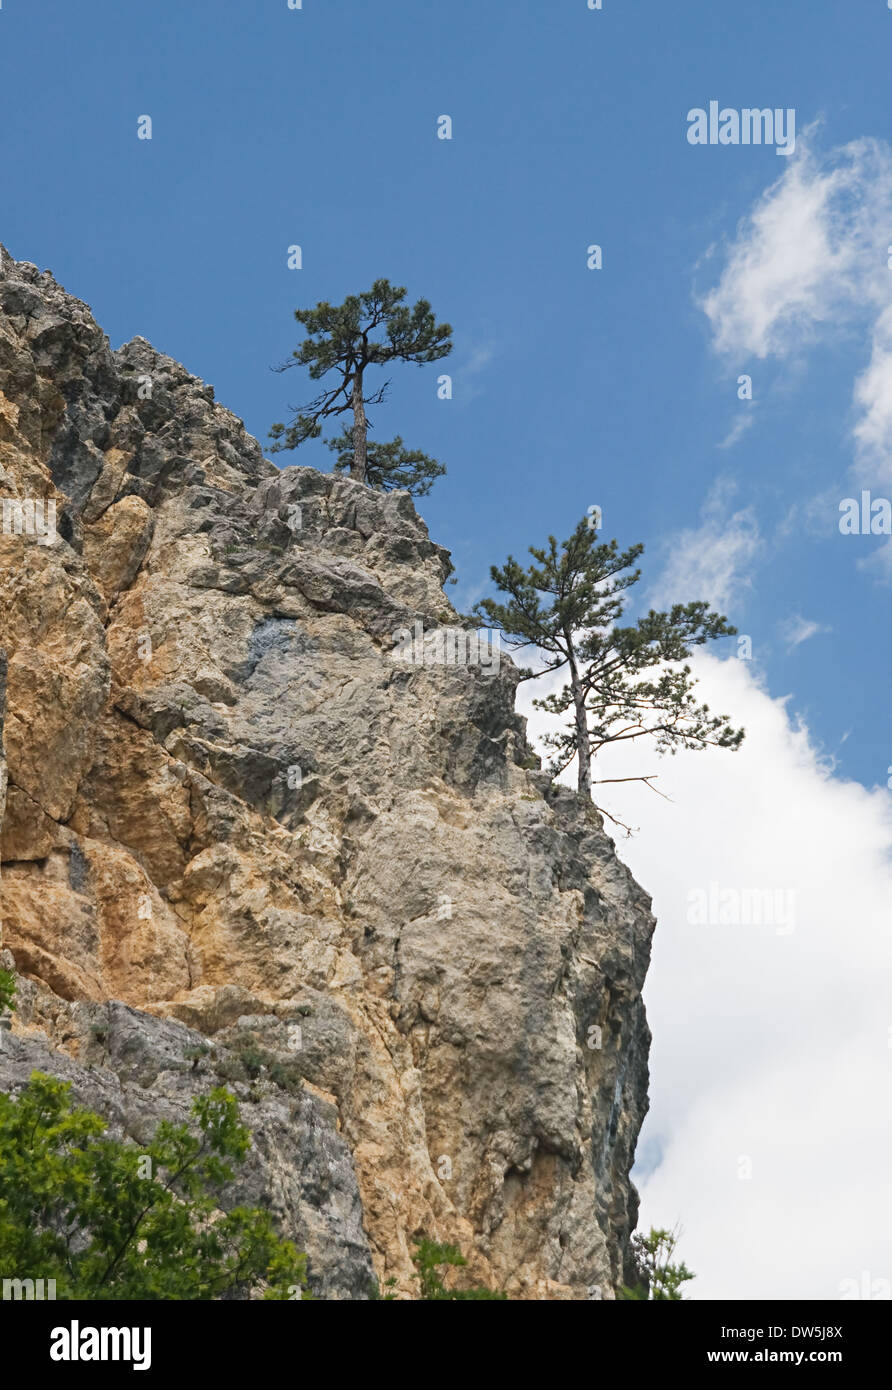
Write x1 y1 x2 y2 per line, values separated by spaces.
619 1226 696 1300
0 1071 307 1300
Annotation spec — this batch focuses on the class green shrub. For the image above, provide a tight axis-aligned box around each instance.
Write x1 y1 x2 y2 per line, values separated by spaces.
619 1226 695 1300
0 1071 307 1300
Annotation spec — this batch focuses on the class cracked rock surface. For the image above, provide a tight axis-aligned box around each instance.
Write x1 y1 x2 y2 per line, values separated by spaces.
0 246 654 1299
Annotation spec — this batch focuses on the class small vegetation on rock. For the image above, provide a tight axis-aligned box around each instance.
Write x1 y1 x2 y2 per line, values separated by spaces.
411 1239 507 1300
213 1031 305 1097
369 1240 508 1300
0 969 15 1015
619 1225 696 1300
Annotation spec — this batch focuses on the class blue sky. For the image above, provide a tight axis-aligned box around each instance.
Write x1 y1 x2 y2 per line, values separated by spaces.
2 0 890 789
3 0 892 1299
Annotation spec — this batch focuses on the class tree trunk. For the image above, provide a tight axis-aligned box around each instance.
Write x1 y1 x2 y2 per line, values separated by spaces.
568 652 591 799
351 367 368 484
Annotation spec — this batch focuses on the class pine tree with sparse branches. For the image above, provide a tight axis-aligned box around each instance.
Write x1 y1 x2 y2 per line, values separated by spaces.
270 279 452 488
475 516 744 809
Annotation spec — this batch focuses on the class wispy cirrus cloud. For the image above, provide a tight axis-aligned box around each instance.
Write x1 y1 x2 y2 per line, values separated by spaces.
718 411 755 450
453 338 498 406
647 478 761 616
779 613 829 649
699 134 892 488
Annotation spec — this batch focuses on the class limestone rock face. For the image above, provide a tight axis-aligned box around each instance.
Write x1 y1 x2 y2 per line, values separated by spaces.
0 246 654 1299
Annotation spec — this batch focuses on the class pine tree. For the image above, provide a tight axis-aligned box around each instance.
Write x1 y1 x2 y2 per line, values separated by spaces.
475 516 744 807
325 428 445 497
270 279 452 487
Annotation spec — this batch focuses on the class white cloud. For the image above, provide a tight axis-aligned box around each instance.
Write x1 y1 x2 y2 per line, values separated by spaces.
455 338 497 405
779 613 828 649
450 573 488 617
466 343 495 374
777 484 842 540
648 478 760 615
718 412 755 450
853 304 892 478
519 654 892 1299
699 135 892 488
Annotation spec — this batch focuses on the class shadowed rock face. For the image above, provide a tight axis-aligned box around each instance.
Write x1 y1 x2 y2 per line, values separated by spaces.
0 245 654 1300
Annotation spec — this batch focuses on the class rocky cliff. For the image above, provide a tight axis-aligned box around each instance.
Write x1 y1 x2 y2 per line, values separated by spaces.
0 245 654 1299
